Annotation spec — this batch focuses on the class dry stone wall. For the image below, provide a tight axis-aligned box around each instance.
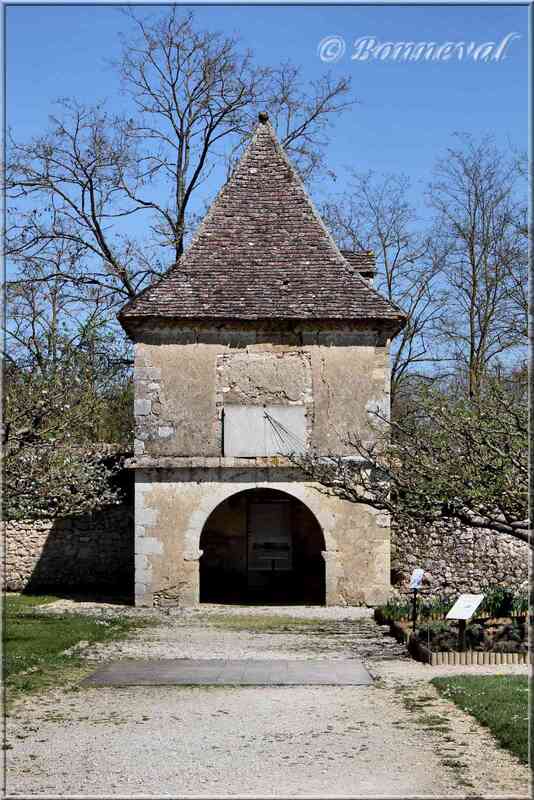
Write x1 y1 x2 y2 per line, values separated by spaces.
4 504 134 593
391 518 528 597
4 504 526 601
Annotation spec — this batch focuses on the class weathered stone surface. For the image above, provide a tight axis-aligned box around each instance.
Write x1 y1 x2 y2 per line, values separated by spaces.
115 117 406 609
391 518 528 596
131 468 390 608
133 325 392 458
4 504 134 592
134 399 152 416
218 350 312 405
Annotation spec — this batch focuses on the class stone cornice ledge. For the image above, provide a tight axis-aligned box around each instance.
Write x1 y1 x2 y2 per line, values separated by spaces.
125 456 298 470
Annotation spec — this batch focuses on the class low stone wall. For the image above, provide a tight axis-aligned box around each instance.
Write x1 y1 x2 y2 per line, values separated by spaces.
4 504 134 594
4 506 527 601
391 518 528 596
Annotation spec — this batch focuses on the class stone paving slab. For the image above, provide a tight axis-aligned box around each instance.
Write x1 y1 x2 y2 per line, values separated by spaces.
81 658 372 687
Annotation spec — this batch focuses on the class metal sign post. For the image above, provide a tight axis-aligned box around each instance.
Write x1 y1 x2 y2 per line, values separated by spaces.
458 619 467 651
411 588 418 632
409 569 425 632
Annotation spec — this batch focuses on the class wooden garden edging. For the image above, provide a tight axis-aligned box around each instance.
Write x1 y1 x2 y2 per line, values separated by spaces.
407 633 528 665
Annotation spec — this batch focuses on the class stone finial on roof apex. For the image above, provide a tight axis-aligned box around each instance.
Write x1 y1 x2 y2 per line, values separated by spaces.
117 115 407 331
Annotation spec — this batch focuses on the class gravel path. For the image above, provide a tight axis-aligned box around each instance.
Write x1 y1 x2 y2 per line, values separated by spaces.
5 603 529 797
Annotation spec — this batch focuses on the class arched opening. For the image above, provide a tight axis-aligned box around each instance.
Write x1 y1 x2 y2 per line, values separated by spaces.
199 488 326 605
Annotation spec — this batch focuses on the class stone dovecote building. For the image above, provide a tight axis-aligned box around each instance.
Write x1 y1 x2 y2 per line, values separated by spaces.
118 113 406 608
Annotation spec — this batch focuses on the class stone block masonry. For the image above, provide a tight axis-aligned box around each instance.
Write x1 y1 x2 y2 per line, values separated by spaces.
392 518 528 596
4 502 527 602
4 504 134 593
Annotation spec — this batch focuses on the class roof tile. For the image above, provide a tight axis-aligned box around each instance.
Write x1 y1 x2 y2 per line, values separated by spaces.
118 117 406 329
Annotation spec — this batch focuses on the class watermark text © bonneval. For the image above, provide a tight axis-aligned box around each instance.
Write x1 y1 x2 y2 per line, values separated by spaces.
317 33 520 64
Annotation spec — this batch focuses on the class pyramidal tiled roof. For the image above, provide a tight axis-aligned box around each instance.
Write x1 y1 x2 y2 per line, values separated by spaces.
118 115 406 330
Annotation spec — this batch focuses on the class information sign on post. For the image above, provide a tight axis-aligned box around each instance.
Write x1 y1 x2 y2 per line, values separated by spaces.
446 594 485 620
409 568 425 590
446 593 485 652
409 568 425 632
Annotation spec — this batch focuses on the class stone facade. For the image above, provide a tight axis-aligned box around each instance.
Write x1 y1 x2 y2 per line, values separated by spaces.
124 321 395 607
118 115 405 608
132 466 391 607
131 323 391 459
4 504 134 593
391 518 528 596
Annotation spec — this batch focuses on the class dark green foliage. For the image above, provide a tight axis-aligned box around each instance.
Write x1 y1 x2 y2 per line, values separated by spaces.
464 623 487 649
481 588 515 618
376 587 528 633
420 621 451 640
414 613 527 652
416 621 458 652
494 621 525 649
492 640 521 653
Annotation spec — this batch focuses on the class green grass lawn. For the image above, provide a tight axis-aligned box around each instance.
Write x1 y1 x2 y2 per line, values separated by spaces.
432 674 528 764
200 613 328 632
4 593 152 701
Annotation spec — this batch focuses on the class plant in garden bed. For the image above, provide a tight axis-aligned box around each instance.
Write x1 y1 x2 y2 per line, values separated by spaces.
479 587 515 619
416 621 458 652
511 590 528 618
417 595 450 622
414 618 527 653
374 598 411 623
376 587 528 627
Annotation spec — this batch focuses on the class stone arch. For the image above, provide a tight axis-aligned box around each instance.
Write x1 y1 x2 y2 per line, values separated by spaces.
196 486 330 605
183 480 337 560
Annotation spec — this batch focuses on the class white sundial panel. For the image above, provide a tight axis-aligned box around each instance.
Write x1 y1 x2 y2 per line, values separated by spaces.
223 404 307 457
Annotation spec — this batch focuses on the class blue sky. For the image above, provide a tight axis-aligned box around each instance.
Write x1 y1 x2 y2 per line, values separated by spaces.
6 3 529 227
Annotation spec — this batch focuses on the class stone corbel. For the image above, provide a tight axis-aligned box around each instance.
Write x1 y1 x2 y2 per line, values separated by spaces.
184 549 204 562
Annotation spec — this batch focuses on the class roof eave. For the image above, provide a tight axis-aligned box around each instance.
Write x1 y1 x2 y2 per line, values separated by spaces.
118 311 407 339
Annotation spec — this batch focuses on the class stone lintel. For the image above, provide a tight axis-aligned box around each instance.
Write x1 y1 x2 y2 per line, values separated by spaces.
125 456 299 470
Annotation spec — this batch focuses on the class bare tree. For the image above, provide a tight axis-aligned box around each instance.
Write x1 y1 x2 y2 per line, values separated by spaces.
5 236 134 446
8 243 107 369
322 171 442 408
6 235 132 371
112 9 268 262
6 100 163 302
505 152 529 341
7 8 355 312
428 134 527 398
293 376 529 546
114 9 353 257
227 59 353 183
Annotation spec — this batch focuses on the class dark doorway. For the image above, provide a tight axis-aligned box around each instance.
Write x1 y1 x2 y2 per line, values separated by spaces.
199 488 325 605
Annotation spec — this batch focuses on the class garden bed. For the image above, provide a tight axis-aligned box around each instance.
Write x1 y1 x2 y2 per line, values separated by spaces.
375 589 529 667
